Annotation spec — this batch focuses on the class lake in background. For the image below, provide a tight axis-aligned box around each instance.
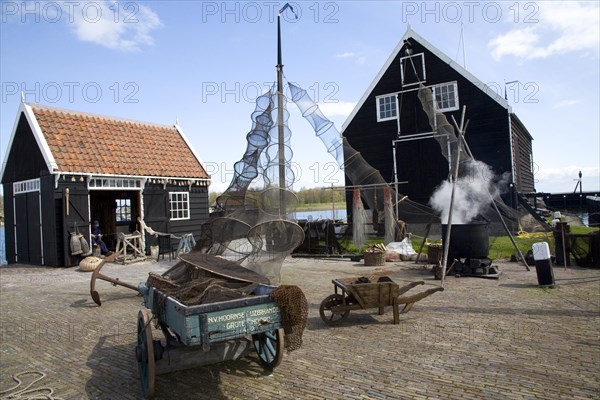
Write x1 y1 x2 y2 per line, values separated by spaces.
294 209 347 221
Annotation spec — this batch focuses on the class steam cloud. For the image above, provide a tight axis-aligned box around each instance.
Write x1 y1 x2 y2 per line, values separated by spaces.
430 160 500 224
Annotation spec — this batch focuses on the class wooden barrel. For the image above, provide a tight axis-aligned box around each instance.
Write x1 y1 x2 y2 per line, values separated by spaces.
427 244 443 264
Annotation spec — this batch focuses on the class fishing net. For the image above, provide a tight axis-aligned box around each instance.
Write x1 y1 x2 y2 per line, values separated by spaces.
290 82 437 244
269 285 308 352
417 83 548 233
197 86 304 282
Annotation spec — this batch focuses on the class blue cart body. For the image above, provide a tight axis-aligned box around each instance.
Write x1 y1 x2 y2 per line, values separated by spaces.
139 283 282 350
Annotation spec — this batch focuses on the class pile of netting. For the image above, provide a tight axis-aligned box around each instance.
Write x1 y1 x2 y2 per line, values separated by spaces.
147 254 269 308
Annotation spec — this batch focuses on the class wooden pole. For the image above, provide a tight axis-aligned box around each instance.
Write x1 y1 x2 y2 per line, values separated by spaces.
415 219 433 264
440 106 466 287
561 222 567 270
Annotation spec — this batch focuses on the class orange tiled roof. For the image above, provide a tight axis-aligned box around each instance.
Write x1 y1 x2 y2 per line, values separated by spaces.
30 104 209 179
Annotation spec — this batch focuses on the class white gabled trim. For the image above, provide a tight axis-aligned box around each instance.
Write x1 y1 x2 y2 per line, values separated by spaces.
341 26 511 133
1 102 58 182
174 123 212 185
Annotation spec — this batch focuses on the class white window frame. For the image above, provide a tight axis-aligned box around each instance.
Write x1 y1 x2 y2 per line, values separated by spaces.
432 81 459 112
13 178 40 194
400 53 426 87
169 192 190 221
376 94 398 122
89 177 142 190
115 198 132 222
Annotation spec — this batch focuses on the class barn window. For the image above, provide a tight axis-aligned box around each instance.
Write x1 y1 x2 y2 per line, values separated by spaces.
89 177 142 190
432 82 459 112
13 178 40 194
400 53 426 87
169 192 190 220
115 199 131 222
376 94 397 122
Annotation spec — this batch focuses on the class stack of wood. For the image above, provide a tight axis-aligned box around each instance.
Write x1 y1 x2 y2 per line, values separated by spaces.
364 243 387 253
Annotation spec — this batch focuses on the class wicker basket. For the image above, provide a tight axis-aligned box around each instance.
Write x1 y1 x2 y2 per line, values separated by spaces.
363 251 386 266
79 256 102 272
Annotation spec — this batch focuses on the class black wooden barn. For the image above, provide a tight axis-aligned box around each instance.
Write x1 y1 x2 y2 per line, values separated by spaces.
342 27 535 212
1 102 211 266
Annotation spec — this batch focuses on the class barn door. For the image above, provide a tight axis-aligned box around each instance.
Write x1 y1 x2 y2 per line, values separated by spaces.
143 190 168 247
14 192 43 264
62 188 90 266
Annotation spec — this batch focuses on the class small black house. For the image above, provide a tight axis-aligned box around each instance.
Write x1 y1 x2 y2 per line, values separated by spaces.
1 102 211 266
342 27 535 209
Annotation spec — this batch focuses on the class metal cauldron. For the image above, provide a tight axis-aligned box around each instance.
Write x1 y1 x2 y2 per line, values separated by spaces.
441 222 490 259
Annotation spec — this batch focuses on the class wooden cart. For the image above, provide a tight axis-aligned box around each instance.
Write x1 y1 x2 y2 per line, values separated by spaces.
319 276 443 325
136 283 284 398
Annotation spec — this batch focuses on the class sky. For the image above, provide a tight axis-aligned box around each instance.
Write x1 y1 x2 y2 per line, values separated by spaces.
1 0 599 195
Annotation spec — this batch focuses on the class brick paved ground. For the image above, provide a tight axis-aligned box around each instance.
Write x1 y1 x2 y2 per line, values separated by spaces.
1 256 598 399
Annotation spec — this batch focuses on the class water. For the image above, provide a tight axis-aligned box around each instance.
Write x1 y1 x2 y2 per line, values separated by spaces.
0 227 6 265
293 209 347 221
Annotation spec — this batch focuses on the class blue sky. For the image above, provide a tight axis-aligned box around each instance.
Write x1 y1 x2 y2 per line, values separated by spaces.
1 1 599 195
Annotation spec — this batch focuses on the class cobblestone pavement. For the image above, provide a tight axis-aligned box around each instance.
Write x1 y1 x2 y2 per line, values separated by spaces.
1 256 598 399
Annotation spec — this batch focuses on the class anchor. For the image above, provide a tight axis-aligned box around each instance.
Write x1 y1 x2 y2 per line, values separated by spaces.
90 259 140 306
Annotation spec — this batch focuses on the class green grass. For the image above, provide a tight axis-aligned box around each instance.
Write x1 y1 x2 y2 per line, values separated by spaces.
338 226 599 259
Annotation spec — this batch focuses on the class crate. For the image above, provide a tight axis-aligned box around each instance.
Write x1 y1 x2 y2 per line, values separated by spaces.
363 251 385 266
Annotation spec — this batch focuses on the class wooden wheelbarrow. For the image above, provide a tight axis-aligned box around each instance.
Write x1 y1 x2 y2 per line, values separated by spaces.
319 276 443 325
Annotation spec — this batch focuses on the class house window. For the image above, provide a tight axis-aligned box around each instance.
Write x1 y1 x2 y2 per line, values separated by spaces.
115 199 131 222
400 53 426 87
169 192 190 220
432 82 459 112
376 94 397 122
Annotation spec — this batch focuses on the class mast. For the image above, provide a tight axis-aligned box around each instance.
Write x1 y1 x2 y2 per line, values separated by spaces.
276 9 286 216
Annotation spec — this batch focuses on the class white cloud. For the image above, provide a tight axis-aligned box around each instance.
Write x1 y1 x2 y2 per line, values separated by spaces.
335 51 366 65
69 1 162 51
489 1 599 60
553 99 581 109
318 101 357 118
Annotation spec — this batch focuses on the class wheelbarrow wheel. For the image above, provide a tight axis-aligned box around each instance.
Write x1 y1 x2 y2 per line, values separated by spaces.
136 309 155 398
319 294 350 325
252 328 284 371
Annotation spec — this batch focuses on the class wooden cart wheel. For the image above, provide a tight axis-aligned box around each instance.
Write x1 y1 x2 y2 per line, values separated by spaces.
135 309 155 398
319 294 350 325
252 328 284 371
